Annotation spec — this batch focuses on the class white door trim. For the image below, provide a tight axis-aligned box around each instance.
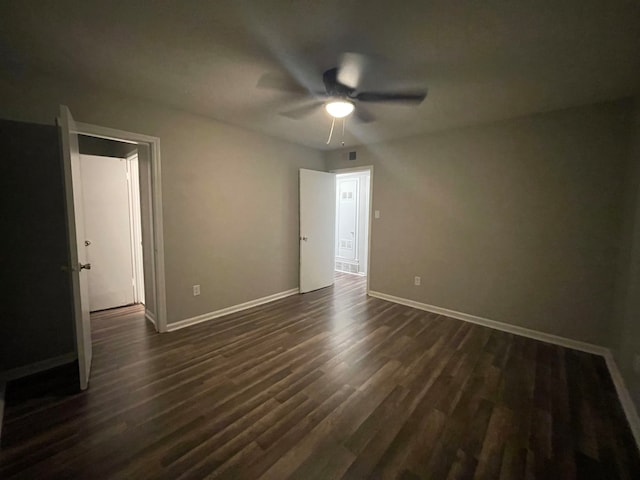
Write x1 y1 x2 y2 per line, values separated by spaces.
126 152 145 305
330 165 374 294
74 121 168 333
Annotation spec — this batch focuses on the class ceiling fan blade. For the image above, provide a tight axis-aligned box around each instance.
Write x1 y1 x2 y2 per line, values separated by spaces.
337 52 369 90
256 72 309 94
279 101 324 120
353 106 376 124
355 90 427 104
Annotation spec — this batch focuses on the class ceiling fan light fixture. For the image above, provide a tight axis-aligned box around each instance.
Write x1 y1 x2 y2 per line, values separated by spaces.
325 100 354 118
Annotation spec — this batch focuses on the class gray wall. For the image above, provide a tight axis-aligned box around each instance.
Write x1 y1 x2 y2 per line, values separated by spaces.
0 120 75 374
611 98 640 411
0 69 324 332
2 66 636 391
326 100 631 345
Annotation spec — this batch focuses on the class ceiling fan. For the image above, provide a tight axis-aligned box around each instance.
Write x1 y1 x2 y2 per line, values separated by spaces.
257 53 428 125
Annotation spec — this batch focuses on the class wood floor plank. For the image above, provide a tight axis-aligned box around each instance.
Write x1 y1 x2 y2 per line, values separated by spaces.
1 273 639 479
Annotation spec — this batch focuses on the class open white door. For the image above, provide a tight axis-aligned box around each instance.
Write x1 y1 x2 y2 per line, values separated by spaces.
299 169 336 293
59 105 92 390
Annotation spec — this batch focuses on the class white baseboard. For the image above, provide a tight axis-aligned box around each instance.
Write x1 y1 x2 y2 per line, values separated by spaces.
604 352 640 448
0 352 77 384
145 309 157 330
368 290 640 450
368 290 608 356
167 288 299 332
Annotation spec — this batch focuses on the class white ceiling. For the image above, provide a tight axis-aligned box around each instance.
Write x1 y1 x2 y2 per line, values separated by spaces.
1 0 639 150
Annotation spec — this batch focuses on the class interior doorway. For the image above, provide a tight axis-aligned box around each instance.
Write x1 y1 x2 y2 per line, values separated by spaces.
298 166 373 296
73 120 167 335
333 167 372 281
59 105 166 390
78 138 145 313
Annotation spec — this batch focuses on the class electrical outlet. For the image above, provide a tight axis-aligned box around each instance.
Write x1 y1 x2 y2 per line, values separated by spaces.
634 354 640 374
414 276 421 286
193 284 200 296
374 210 380 219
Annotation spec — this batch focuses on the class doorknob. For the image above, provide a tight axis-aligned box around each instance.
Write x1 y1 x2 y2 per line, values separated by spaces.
80 263 92 270
300 236 308 241
85 240 91 246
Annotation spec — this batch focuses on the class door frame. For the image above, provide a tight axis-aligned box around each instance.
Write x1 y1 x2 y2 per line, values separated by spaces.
126 152 145 306
75 121 168 333
330 165 374 295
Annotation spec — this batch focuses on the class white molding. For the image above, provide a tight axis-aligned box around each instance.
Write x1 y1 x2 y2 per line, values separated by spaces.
145 309 157 330
126 153 145 305
367 291 608 355
0 353 77 384
75 121 168 334
330 165 373 175
335 257 359 265
74 122 157 144
167 288 299 332
603 352 640 449
150 137 168 333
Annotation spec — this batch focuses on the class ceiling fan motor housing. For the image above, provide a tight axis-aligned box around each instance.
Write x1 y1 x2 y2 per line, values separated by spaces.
323 68 355 98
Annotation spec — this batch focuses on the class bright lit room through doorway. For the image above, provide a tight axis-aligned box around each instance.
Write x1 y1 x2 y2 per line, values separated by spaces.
334 168 371 276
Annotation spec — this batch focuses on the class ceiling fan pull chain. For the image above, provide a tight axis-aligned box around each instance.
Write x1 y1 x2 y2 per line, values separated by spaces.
326 117 336 144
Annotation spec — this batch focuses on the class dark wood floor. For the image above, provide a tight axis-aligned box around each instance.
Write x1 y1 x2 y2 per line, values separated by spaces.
1 273 639 479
